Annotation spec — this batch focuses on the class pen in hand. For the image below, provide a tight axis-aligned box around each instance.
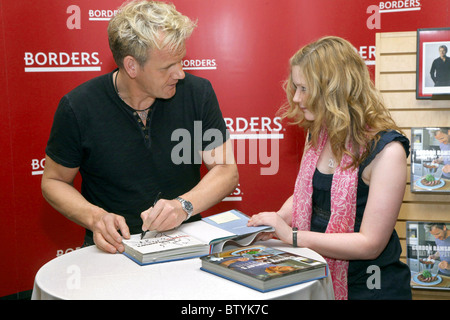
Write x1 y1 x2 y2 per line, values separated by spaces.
141 192 162 240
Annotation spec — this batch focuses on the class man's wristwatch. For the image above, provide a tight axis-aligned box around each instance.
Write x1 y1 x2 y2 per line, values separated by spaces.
176 197 193 221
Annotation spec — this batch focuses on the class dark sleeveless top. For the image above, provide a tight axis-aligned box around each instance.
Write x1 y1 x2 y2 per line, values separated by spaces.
311 131 412 300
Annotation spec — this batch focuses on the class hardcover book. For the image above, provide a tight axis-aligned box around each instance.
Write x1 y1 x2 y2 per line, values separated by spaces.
122 209 274 265
406 221 450 290
410 127 450 193
200 245 327 292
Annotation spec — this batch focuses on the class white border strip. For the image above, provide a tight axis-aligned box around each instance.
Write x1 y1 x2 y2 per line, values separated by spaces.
230 133 284 140
380 7 421 13
25 66 101 72
222 196 242 201
183 67 217 70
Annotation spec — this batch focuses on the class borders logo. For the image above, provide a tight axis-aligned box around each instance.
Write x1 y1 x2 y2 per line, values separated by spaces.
182 59 217 71
88 9 118 21
358 46 376 66
378 0 421 12
24 52 101 73
31 158 45 176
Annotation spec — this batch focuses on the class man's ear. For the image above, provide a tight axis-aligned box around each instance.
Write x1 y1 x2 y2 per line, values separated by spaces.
123 56 138 78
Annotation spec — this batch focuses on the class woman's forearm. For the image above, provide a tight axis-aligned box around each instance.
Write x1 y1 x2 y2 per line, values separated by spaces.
297 230 383 261
276 195 293 225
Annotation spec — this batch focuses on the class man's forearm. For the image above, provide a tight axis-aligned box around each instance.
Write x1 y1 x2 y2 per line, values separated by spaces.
42 171 130 253
181 163 238 215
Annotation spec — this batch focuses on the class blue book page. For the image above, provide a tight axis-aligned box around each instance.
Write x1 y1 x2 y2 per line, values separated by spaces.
202 210 273 236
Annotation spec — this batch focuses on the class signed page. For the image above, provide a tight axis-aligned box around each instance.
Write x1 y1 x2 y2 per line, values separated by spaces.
123 230 206 254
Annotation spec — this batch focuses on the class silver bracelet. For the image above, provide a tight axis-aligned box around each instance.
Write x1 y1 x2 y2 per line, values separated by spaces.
292 227 298 247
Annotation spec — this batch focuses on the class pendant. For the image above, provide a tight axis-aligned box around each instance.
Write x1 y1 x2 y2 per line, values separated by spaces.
328 158 335 168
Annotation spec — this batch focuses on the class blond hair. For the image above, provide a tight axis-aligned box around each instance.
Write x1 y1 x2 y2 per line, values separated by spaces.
281 36 403 168
108 0 197 68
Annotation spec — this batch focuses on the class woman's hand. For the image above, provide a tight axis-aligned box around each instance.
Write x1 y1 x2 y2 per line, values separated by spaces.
248 211 292 244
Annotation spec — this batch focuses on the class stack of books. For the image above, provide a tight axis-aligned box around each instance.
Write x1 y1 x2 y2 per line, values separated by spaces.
122 209 274 265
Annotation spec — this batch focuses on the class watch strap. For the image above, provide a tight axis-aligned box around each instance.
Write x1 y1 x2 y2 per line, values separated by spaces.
176 197 193 221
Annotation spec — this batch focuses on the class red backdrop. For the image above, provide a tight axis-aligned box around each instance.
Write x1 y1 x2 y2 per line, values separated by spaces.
1 0 448 297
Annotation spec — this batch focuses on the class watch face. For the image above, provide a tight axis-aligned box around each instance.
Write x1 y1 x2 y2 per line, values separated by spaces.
184 201 193 212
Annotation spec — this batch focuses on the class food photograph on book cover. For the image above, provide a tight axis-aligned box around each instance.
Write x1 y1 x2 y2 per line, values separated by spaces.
410 127 450 193
406 221 450 290
207 246 322 280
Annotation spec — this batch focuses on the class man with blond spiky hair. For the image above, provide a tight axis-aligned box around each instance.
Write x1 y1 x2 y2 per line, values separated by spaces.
42 1 238 254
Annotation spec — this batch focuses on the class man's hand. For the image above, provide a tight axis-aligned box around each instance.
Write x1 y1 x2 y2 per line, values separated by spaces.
92 212 130 254
140 199 186 232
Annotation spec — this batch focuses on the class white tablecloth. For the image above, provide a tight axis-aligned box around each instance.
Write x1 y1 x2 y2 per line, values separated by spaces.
31 239 334 300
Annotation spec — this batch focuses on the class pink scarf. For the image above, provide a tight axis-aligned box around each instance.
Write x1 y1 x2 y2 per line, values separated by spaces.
292 129 360 300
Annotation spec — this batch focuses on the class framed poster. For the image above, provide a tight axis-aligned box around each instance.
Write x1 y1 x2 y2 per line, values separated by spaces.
416 27 450 100
410 127 450 193
406 221 450 290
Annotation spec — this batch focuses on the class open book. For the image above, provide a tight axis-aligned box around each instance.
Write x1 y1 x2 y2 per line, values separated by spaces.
122 209 274 265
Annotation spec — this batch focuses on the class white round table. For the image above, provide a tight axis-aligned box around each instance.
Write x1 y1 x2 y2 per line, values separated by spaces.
31 239 334 300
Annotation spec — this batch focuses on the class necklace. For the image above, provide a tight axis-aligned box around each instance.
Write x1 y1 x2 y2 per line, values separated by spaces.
114 70 151 123
326 141 336 168
328 158 335 168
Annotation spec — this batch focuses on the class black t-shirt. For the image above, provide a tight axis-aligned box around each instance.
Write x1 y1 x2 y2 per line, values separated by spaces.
46 70 229 235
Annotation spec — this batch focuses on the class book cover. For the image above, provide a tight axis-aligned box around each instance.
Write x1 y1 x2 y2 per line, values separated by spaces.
200 245 327 292
202 210 272 236
410 127 450 193
406 221 450 290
